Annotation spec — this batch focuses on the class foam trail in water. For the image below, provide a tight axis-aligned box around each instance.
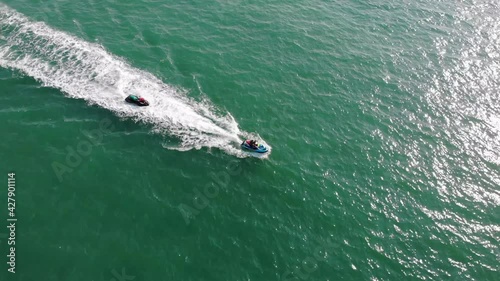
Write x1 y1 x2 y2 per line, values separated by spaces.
0 5 270 157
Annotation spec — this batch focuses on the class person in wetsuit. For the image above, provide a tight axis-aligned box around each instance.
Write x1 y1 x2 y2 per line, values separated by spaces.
249 140 258 149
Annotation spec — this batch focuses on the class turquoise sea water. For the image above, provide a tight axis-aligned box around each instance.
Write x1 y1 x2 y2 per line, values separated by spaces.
0 0 499 280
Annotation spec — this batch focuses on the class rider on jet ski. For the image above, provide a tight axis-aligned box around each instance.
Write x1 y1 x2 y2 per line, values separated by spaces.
125 94 149 106
241 139 268 153
247 140 258 149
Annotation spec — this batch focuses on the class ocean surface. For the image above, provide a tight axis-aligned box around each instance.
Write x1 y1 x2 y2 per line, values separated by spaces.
0 0 499 280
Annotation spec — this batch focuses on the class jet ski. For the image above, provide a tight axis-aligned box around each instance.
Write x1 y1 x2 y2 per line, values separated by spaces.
125 95 149 106
241 140 268 153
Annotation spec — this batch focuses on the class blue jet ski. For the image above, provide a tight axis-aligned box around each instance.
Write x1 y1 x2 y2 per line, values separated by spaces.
241 140 268 153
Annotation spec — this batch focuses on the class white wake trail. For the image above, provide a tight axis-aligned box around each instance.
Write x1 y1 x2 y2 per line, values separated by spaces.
0 5 261 156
